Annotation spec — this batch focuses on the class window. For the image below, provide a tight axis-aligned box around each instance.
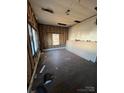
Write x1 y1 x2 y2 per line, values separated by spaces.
52 34 60 45
32 28 39 53
28 24 39 56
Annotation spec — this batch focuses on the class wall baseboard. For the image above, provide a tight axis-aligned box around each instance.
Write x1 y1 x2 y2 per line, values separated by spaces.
43 47 65 51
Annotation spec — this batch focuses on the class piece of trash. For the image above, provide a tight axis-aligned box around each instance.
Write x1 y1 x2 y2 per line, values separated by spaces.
55 67 58 70
34 74 37 79
44 80 52 85
39 65 46 73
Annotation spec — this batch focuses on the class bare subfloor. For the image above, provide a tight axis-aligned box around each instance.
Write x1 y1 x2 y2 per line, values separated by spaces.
32 49 97 93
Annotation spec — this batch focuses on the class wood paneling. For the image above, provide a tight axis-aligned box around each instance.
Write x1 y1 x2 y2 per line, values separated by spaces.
27 49 32 87
38 24 69 49
27 1 40 88
27 1 38 31
27 32 35 71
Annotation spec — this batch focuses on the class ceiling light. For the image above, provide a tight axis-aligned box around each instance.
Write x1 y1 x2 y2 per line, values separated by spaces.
41 8 54 14
57 23 67 26
74 20 81 23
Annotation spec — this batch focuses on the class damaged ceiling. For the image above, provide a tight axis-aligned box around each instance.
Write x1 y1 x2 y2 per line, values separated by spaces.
30 0 97 27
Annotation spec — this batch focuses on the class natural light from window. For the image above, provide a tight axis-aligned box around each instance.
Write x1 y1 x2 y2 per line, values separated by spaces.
52 34 60 45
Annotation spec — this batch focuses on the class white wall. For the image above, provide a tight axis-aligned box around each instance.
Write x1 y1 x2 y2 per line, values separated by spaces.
69 16 97 41
66 16 97 63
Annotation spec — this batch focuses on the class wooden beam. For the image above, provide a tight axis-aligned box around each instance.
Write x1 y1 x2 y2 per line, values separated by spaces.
27 52 41 93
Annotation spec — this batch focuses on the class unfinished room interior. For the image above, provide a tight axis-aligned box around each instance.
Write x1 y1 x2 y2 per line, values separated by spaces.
27 0 97 93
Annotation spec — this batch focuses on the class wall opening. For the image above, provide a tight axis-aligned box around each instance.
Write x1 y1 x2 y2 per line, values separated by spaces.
52 34 60 45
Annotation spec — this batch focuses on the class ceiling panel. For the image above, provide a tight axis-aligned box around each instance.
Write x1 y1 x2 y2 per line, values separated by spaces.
30 0 97 27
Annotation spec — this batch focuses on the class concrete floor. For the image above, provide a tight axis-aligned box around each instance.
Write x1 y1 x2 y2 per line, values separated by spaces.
32 49 97 93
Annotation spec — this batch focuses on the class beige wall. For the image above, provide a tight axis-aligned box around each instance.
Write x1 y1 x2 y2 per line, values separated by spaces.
66 16 97 63
66 40 97 62
69 16 97 41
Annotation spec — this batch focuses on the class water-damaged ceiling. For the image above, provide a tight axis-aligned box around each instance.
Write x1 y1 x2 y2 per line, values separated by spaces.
30 0 97 27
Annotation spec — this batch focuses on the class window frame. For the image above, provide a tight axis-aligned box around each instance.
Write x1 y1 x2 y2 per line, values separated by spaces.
52 33 60 46
27 23 39 57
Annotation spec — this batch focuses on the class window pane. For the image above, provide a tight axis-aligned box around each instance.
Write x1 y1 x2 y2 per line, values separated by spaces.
28 24 35 55
32 28 38 53
28 24 32 37
52 34 60 45
31 41 35 55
